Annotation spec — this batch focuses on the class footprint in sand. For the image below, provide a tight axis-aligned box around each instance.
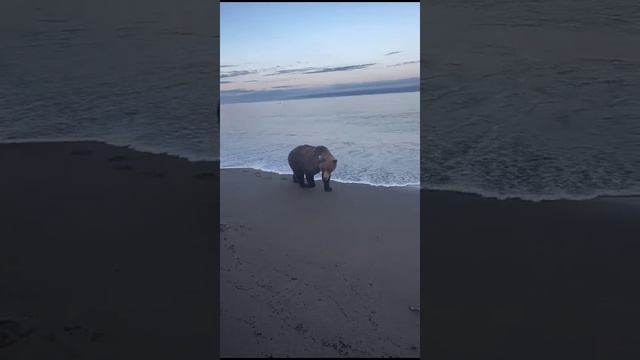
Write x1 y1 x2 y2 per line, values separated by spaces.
108 155 128 162
70 149 92 156
109 155 133 171
139 171 165 178
160 31 194 36
63 325 82 335
63 324 104 342
294 323 309 335
39 19 68 23
0 318 33 349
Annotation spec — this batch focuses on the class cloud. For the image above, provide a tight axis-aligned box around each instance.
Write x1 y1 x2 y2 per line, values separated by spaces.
385 51 401 56
257 66 281 73
220 64 237 68
221 80 232 84
264 67 317 76
272 85 292 89
220 70 258 78
387 60 420 67
221 88 255 95
302 63 376 74
244 80 258 83
264 63 376 77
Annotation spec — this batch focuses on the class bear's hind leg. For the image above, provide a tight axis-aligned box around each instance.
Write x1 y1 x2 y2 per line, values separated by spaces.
306 173 316 187
295 171 306 187
292 173 299 183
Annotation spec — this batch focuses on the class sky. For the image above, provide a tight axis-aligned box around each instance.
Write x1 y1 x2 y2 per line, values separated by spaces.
220 2 420 103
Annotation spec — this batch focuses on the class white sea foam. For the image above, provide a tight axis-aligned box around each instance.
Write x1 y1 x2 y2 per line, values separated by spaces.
221 164 420 188
421 183 640 202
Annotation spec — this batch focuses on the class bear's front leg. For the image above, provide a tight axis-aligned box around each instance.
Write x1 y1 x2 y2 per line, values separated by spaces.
323 178 332 192
306 173 316 187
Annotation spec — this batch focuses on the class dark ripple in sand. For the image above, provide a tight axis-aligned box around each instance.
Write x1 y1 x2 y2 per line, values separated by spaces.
0 319 33 349
139 171 165 178
158 31 194 36
70 149 93 156
38 19 68 23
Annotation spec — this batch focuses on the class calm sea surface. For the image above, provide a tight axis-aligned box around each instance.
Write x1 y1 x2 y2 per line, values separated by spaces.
0 1 217 161
423 0 640 200
221 92 420 187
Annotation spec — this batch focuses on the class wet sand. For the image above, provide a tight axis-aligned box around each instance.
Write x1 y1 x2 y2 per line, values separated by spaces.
0 141 218 359
220 169 420 357
422 190 640 359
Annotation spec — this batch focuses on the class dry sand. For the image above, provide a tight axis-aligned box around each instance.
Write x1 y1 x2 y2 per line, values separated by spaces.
0 141 218 359
220 169 420 357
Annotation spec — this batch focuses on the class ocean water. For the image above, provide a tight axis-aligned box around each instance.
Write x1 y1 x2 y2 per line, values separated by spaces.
0 0 218 162
3 1 640 200
221 92 420 187
423 0 640 201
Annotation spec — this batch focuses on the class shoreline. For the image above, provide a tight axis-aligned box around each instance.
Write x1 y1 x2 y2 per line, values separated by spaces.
0 138 220 164
220 166 421 190
421 183 640 203
223 166 640 202
7 139 636 202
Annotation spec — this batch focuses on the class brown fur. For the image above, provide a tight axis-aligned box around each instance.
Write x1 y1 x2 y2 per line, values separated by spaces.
288 145 338 191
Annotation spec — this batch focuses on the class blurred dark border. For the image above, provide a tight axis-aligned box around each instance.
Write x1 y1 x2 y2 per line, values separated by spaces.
420 1 640 359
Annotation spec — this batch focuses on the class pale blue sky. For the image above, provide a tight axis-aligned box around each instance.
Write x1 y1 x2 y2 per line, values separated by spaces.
220 2 420 95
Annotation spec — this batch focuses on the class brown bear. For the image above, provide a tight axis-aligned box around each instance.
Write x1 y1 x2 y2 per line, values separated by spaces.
288 145 338 192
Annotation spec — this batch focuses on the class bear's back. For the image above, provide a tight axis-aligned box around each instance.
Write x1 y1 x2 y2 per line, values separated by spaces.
288 145 318 172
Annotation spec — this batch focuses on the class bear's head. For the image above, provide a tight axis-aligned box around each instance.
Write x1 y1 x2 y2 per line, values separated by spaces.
315 146 337 182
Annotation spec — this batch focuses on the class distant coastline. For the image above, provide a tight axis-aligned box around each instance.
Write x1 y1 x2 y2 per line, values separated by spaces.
222 87 419 105
220 78 420 104
291 85 419 101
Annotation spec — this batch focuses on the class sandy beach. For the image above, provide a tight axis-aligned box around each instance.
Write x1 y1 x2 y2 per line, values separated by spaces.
220 169 420 357
3 142 640 359
0 141 218 359
422 190 640 359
